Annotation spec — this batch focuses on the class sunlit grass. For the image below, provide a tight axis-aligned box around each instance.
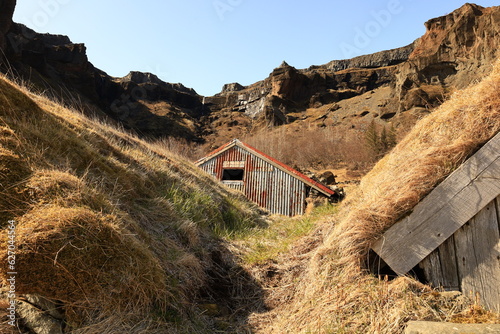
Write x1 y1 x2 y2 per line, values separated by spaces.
234 203 339 265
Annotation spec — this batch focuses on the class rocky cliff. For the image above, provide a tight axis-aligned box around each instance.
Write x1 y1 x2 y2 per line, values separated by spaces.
0 0 16 51
1 22 205 139
0 3 499 150
396 3 500 108
201 3 500 148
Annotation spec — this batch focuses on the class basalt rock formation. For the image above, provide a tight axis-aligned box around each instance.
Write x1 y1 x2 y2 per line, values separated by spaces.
319 43 415 72
0 3 499 149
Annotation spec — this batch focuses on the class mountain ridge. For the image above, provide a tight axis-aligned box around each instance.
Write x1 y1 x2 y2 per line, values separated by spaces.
1 2 499 153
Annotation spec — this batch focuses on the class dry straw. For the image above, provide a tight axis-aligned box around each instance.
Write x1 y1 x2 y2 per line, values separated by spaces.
0 205 171 326
253 59 500 333
0 73 264 332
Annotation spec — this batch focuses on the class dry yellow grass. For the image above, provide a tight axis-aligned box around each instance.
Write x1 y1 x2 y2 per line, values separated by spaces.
0 205 170 325
1 56 499 333
249 59 500 333
0 74 264 332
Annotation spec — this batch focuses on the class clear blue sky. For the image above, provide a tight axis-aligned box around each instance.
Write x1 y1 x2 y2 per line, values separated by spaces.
13 1 500 96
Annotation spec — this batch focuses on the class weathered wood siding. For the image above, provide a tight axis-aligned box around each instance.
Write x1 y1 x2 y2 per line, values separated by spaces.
198 145 307 216
419 195 500 312
372 132 500 274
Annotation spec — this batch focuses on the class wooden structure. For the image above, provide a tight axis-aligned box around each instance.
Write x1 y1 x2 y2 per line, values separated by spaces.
372 132 500 312
196 139 336 216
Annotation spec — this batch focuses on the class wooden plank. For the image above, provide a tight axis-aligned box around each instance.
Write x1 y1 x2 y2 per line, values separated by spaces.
454 198 500 312
419 235 460 290
497 197 500 234
372 132 500 274
401 133 500 229
419 251 444 288
437 235 460 290
374 156 500 274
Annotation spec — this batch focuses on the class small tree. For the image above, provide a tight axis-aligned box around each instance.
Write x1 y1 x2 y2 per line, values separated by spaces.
365 120 381 158
380 126 388 151
387 123 397 149
365 121 398 160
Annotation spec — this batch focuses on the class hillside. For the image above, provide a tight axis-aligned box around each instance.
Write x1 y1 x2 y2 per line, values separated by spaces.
244 56 500 334
0 74 267 333
0 59 498 334
1 3 499 166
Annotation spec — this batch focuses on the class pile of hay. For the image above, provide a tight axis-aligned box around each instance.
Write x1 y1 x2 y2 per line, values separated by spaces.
0 205 171 327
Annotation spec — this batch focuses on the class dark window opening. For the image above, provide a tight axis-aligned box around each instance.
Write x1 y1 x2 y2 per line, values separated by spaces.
222 169 244 181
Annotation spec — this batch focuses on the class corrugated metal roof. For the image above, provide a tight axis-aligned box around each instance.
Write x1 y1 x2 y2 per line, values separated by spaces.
196 139 336 197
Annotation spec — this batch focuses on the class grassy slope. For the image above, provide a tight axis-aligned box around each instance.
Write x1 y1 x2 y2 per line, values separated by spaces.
247 60 500 333
2 54 499 334
0 75 265 333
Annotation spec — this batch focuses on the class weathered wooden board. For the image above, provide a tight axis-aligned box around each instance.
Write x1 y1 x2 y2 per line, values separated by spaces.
419 251 444 288
436 235 460 290
454 199 500 312
372 132 500 275
419 234 460 290
405 321 500 334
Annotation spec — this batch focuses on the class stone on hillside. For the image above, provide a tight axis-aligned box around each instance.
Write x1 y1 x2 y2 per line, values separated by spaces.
404 321 500 334
16 295 64 334
318 171 336 185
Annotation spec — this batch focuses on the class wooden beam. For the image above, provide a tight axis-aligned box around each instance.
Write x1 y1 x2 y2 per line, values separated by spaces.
419 234 460 290
372 132 500 275
454 199 500 312
419 251 444 288
436 236 460 290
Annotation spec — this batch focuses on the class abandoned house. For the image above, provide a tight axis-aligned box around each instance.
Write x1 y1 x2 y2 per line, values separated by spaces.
195 139 337 216
372 131 500 312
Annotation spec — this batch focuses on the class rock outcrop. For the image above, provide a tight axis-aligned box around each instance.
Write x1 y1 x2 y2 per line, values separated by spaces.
0 0 16 51
317 43 415 72
221 82 245 93
396 3 500 112
0 3 499 149
1 23 204 139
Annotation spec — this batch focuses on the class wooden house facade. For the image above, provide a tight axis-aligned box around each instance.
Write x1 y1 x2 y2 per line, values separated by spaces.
195 139 336 216
372 132 500 311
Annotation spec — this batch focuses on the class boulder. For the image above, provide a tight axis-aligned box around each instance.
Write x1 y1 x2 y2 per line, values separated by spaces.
317 171 336 185
16 295 64 334
405 321 500 334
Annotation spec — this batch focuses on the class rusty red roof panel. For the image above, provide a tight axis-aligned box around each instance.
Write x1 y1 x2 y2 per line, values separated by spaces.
238 141 336 196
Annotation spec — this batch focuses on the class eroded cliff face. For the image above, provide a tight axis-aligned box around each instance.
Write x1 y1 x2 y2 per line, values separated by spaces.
0 3 499 149
1 22 204 140
396 3 500 113
201 4 500 148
